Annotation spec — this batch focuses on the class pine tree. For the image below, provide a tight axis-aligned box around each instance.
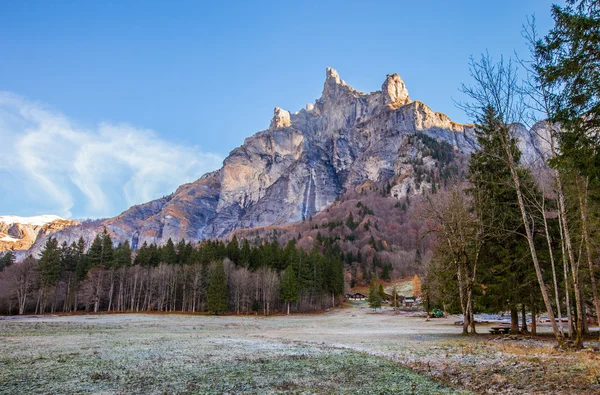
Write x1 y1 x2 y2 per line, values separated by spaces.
378 283 386 302
101 229 114 267
0 251 15 271
367 281 382 310
162 238 177 265
381 264 391 282
75 237 89 281
346 212 358 231
280 265 298 314
87 234 104 268
38 237 62 313
226 236 240 264
38 238 61 287
114 240 132 268
536 0 600 347
207 261 228 314
468 106 541 334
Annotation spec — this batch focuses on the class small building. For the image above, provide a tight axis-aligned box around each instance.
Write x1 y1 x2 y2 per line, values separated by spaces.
347 292 367 300
404 298 415 307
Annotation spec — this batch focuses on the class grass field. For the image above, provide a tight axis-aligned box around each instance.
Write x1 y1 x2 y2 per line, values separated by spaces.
1 303 599 394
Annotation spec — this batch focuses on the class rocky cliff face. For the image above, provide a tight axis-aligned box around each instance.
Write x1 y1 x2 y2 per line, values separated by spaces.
25 68 546 254
0 215 79 253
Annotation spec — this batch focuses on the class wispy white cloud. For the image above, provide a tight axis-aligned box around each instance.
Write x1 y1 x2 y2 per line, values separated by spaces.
0 92 223 219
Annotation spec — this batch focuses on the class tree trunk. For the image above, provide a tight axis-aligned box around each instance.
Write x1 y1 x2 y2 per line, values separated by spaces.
531 304 537 336
466 277 476 334
576 175 600 339
108 268 115 311
552 148 582 348
457 258 469 334
63 278 71 313
542 197 564 335
511 307 519 334
505 143 562 344
558 207 573 339
521 304 528 334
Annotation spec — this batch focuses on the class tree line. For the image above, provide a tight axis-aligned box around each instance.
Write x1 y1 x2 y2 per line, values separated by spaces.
0 232 344 316
424 0 600 349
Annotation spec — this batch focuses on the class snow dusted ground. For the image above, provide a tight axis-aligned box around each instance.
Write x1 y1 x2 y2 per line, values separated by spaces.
0 304 598 394
0 309 463 394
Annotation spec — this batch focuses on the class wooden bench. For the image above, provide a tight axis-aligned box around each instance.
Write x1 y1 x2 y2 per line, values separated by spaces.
489 326 511 334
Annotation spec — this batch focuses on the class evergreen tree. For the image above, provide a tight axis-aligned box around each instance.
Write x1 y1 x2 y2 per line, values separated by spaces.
381 264 391 282
75 237 89 281
226 236 240 264
0 251 15 271
378 283 386 302
346 212 358 231
134 241 150 266
240 239 251 266
280 265 298 314
161 238 177 265
38 237 62 312
114 240 132 268
367 281 382 310
468 106 539 333
101 229 114 267
537 0 600 170
60 241 78 274
38 238 62 287
207 261 228 314
87 234 104 268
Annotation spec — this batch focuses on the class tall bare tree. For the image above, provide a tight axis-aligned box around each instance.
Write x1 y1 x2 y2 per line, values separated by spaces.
460 53 564 344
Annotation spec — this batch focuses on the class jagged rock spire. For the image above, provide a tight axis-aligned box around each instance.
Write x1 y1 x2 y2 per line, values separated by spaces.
382 73 410 106
325 67 345 85
322 67 353 108
269 107 291 129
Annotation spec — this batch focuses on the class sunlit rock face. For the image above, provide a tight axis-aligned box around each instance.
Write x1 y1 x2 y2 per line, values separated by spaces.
0 215 79 253
27 68 545 254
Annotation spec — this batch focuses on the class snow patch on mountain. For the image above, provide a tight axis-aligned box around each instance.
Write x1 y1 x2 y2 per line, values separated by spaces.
0 215 65 226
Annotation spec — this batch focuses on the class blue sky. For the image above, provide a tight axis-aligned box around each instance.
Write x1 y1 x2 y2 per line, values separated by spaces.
0 0 561 219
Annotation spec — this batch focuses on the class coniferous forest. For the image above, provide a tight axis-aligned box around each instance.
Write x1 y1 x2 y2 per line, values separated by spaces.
0 233 344 315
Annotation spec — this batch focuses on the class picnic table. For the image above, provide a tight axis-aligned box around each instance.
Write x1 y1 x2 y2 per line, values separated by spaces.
489 326 511 334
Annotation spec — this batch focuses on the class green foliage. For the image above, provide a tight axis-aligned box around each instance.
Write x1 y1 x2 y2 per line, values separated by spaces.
161 238 178 265
536 0 600 179
114 240 132 268
345 212 359 231
280 266 299 305
0 251 15 272
367 282 382 310
378 283 386 301
468 106 540 312
59 241 78 274
207 261 229 314
38 238 61 286
251 298 260 313
381 264 391 282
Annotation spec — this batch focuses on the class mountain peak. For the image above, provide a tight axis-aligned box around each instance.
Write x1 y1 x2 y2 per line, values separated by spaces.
322 67 354 107
382 73 410 106
325 67 344 85
269 107 291 129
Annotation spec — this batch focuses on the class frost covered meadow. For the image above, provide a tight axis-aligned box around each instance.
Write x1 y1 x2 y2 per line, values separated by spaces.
1 304 599 394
